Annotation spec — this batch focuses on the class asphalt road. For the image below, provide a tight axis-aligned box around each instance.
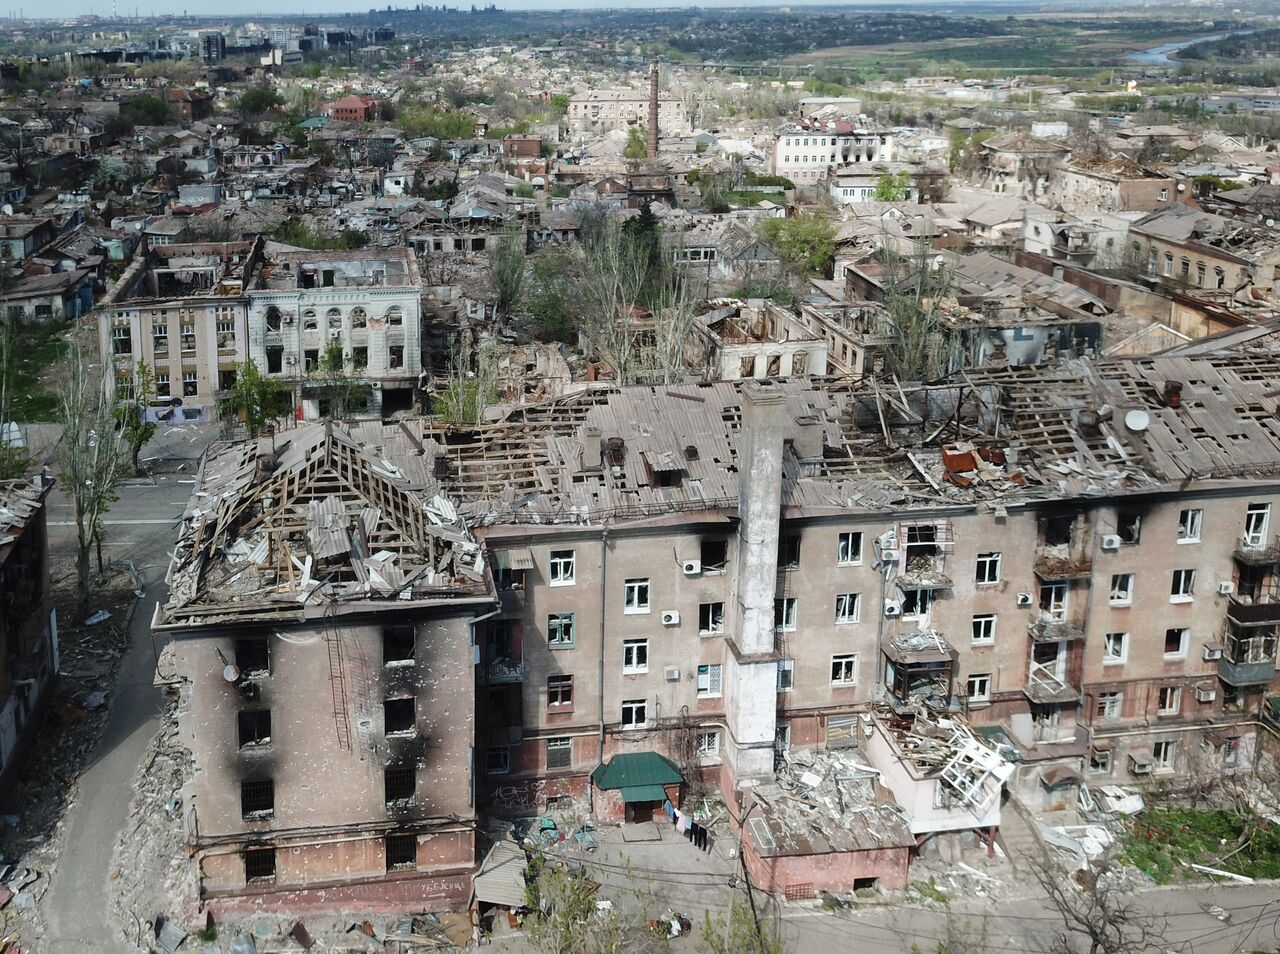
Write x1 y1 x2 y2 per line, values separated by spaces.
40 479 188 953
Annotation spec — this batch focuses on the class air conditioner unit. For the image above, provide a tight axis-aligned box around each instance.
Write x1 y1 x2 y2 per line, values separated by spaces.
285 354 297 365
664 666 680 682
660 610 680 626
883 600 902 618
329 329 341 339
1195 686 1217 703
1129 752 1153 775
1203 644 1223 661
1218 580 1235 596
1100 534 1122 551
879 549 899 565
681 560 701 576
1016 593 1034 608
878 530 897 551
282 314 294 324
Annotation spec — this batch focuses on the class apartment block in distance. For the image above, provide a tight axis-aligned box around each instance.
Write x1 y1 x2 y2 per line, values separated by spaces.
154 423 492 911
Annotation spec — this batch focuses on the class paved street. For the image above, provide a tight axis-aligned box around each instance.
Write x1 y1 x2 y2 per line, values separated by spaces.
39 479 188 953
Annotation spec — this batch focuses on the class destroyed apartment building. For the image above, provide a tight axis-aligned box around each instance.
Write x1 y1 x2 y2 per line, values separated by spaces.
161 349 1280 905
100 240 427 424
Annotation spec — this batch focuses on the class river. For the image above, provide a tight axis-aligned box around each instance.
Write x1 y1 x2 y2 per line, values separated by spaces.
1126 30 1251 65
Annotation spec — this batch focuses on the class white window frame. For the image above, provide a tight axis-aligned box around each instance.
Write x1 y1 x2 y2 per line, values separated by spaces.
623 578 651 614
699 601 725 635
971 614 996 645
775 597 797 632
622 638 649 675
1109 573 1134 606
1153 739 1176 772
901 587 934 619
834 593 861 625
777 658 794 692
966 673 991 703
1245 503 1271 547
1040 582 1068 620
837 531 863 566
696 729 720 759
548 549 575 586
1157 686 1181 716
1164 627 1189 660
830 653 858 686
621 699 647 730
1103 632 1128 665
975 551 1001 585
1171 568 1195 603
1097 691 1122 719
696 663 723 698
1177 508 1203 544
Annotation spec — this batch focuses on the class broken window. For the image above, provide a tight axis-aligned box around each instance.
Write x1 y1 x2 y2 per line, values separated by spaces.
352 346 368 370
700 538 727 572
385 833 417 870
966 673 991 702
383 625 415 665
183 371 198 397
351 307 368 328
696 663 722 697
386 306 403 326
975 552 1001 585
1096 691 1122 719
238 709 271 748
548 675 574 709
302 310 318 330
837 531 862 565
1116 511 1141 544
388 345 404 370
1041 514 1074 547
1171 568 1196 600
1178 508 1203 543
777 658 794 691
240 778 274 819
834 593 860 624
1109 573 1134 605
774 597 797 631
971 614 996 644
265 344 283 374
698 601 725 634
243 847 276 882
696 730 720 757
1164 628 1188 659
548 549 575 585
1039 582 1067 619
740 355 756 378
623 578 650 613
235 637 270 677
778 534 801 568
548 612 574 647
485 746 510 775
621 699 647 729
901 587 933 618
1153 740 1176 770
304 348 319 372
622 639 649 674
830 654 857 686
112 324 132 355
1103 632 1128 664
1157 686 1181 715
383 698 416 735
384 765 415 803
1088 749 1112 774
1245 503 1271 547
265 306 282 333
546 737 572 769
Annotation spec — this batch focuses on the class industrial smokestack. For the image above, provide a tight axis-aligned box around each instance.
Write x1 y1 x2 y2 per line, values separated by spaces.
647 57 659 161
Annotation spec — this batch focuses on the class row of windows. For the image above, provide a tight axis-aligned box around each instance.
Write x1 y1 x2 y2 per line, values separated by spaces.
241 832 417 883
264 305 405 333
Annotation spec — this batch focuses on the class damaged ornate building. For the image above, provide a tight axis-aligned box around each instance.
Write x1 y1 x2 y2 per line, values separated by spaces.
161 348 1280 906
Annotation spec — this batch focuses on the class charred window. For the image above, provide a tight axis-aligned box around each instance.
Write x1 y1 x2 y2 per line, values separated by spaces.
238 709 271 748
384 765 416 803
243 847 276 882
385 833 416 870
240 778 274 819
383 625 415 665
384 698 416 735
235 637 269 677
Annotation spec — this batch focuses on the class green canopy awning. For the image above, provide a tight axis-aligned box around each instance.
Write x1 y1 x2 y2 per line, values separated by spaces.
591 752 682 791
620 784 669 803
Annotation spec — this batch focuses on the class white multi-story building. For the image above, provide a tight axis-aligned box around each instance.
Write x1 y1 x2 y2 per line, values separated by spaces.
566 89 691 137
770 118 896 185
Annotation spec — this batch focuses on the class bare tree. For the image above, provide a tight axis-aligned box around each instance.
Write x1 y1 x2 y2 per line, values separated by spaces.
878 238 958 381
575 217 651 385
57 338 126 614
524 855 664 954
1031 850 1166 954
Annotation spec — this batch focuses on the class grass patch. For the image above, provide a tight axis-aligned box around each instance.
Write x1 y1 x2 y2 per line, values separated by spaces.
1123 809 1280 884
6 322 68 422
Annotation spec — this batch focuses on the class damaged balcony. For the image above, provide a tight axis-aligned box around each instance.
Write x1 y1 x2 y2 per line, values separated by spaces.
1234 534 1280 566
1028 612 1087 642
1024 659 1080 705
895 557 953 592
1219 623 1278 687
487 656 525 683
1032 545 1093 581
883 631 957 711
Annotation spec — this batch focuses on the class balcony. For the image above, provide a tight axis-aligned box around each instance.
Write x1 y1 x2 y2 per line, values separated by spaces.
1234 535 1280 566
1218 655 1277 687
1033 547 1093 581
1028 613 1086 642
487 657 524 683
1023 661 1079 705
1227 596 1280 625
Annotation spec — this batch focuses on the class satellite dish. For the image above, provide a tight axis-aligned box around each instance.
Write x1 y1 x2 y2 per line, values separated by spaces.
1124 409 1151 433
1267 218 1275 228
222 664 241 683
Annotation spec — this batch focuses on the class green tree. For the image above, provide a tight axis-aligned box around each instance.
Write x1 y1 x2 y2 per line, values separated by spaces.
0 318 28 479
118 95 170 127
490 225 527 322
524 248 576 343
239 86 282 119
115 359 157 476
222 359 290 438
308 341 362 420
873 171 912 202
760 212 836 278
624 125 647 161
700 898 787 954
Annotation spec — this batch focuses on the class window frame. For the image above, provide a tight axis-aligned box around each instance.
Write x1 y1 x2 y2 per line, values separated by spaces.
696 663 723 698
1109 573 1134 606
1164 627 1189 660
621 698 647 730
1153 739 1176 772
695 729 720 758
1157 686 1181 716
485 745 510 775
548 549 575 586
1177 508 1203 544
698 601 725 635
774 597 797 632
1170 568 1196 602
975 551 1002 585
547 612 575 648
546 736 572 770
623 578 651 615
966 672 992 703
622 638 649 675
547 674 574 710
837 531 863 566
834 592 861 625
971 614 996 645
1103 632 1129 666
385 832 417 870
830 653 858 687
1096 691 1123 719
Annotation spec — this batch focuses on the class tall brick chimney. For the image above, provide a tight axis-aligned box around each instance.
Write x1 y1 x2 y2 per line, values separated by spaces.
646 57 659 161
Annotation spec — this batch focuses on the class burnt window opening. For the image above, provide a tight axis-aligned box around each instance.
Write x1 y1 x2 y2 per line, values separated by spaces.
243 847 276 882
383 625 415 664
1117 511 1142 545
240 778 275 819
235 637 270 677
384 697 416 735
238 709 271 748
265 344 283 374
904 524 937 556
778 535 801 568
1041 514 1074 547
384 765 416 803
700 539 728 572
385 832 417 870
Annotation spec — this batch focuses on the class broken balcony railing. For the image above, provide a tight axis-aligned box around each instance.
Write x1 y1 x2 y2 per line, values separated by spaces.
1023 660 1078 705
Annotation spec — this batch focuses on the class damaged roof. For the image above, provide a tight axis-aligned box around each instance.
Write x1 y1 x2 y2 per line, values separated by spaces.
158 421 489 628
